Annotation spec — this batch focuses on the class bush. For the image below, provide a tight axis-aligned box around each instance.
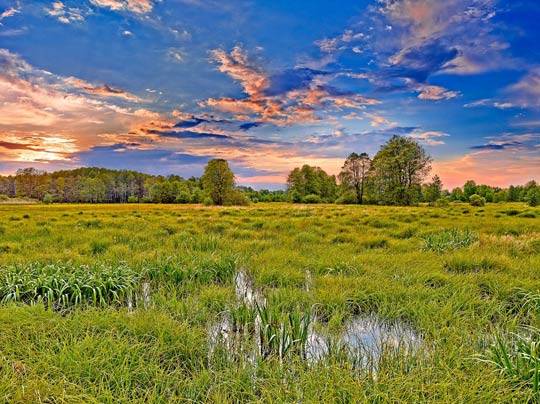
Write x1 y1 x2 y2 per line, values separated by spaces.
0 195 8 202
127 195 139 203
175 191 191 204
301 194 322 204
469 194 486 206
434 198 449 207
203 197 213 206
526 187 540 207
223 190 250 206
289 190 302 203
335 190 358 204
42 193 53 204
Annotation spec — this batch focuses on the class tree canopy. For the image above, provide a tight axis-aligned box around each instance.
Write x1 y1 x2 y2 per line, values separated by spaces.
371 135 432 205
201 159 236 205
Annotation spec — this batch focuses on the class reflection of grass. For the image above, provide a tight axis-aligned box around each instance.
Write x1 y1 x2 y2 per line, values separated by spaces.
0 202 537 401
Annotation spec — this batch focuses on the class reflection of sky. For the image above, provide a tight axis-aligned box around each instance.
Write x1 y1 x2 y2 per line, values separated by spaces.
0 0 539 189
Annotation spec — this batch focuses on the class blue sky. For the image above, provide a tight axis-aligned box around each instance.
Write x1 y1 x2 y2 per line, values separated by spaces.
0 0 539 189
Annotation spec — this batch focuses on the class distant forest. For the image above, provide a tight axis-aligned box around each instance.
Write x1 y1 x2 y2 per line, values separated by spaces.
0 136 539 206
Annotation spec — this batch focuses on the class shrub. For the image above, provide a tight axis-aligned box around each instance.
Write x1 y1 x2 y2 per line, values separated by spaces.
127 195 139 203
0 195 9 201
223 190 250 206
42 193 53 204
203 197 213 206
434 198 449 207
301 194 322 204
469 194 486 206
175 191 191 204
335 190 357 205
526 187 540 207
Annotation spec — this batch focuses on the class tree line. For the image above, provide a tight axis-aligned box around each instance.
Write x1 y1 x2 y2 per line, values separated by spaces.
1 136 539 206
286 135 540 207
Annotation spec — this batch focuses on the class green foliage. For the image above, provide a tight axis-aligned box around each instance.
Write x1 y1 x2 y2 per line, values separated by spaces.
301 194 322 204
526 186 540 207
338 152 371 204
371 135 432 205
287 165 337 202
420 228 479 253
256 302 311 360
480 327 540 395
0 263 140 308
223 190 250 206
335 190 358 204
469 194 486 206
434 198 449 207
202 159 236 206
127 195 139 203
42 193 53 204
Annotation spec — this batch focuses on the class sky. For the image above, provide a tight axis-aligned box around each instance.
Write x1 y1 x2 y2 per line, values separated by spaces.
0 0 539 189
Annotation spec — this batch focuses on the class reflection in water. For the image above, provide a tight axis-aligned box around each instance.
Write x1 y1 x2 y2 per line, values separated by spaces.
209 269 424 369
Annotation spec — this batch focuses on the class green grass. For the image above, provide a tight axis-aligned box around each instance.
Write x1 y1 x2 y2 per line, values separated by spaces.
0 202 538 402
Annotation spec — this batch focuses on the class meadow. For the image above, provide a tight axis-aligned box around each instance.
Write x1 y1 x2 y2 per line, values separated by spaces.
0 202 539 403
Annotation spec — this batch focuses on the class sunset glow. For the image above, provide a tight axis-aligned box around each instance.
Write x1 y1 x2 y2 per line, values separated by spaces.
0 0 539 189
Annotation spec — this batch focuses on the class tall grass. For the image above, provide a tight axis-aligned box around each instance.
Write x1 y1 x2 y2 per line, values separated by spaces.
420 228 479 253
480 327 540 395
0 263 140 308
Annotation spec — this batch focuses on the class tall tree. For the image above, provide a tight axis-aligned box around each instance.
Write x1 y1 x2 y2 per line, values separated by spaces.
371 135 432 205
202 159 235 205
339 152 371 204
422 174 443 203
286 165 337 202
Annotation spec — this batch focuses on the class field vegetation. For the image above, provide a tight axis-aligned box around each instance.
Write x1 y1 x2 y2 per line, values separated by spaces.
0 202 539 402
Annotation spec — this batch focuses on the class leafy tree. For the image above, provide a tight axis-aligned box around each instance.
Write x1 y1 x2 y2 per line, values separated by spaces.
202 159 235 205
370 136 432 205
286 165 337 203
338 152 371 204
463 180 477 199
526 186 540 207
422 175 443 204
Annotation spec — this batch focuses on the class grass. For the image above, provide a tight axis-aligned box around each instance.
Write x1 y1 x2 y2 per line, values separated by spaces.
420 227 479 253
0 263 140 308
0 202 538 402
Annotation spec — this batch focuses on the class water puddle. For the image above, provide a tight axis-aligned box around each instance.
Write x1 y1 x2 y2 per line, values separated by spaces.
208 269 424 369
306 315 423 368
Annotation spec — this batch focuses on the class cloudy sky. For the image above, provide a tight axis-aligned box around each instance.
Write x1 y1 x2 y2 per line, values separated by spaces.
0 0 539 189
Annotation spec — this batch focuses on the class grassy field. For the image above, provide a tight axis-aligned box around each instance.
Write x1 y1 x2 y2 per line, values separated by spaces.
0 202 539 403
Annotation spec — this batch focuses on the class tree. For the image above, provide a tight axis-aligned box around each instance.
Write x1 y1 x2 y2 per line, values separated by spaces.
338 152 371 204
526 186 540 207
422 175 443 204
463 180 477 199
286 165 337 203
370 136 432 205
202 159 235 205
